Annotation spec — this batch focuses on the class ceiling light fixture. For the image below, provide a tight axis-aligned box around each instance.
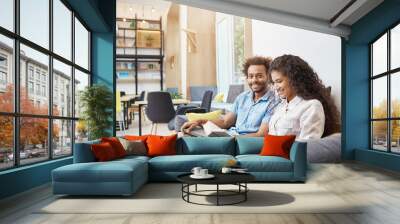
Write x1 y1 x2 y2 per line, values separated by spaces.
142 5 146 23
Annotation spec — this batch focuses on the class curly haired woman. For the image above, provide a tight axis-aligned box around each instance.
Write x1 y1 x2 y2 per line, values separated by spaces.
268 54 340 140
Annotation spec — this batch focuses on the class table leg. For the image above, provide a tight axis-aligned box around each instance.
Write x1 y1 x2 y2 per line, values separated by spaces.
187 184 190 202
138 104 142 136
217 184 219 206
125 102 129 128
245 183 247 201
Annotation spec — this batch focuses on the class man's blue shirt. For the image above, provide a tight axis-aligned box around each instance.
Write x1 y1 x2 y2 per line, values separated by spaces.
228 90 280 135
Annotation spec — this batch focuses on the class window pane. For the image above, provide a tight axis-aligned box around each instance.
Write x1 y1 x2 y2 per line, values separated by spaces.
391 72 400 118
75 18 89 70
74 69 89 118
0 0 14 31
233 16 245 84
53 0 72 60
20 44 49 115
75 120 88 143
372 121 388 151
20 117 49 165
372 33 387 76
391 120 400 153
53 119 72 158
53 59 72 117
0 35 14 112
0 116 13 170
372 77 387 119
391 24 400 70
20 0 49 49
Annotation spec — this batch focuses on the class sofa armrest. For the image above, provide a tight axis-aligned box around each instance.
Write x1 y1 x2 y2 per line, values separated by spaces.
73 140 100 163
289 141 307 181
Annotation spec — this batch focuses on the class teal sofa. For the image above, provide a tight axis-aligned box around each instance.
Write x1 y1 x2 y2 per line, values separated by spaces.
52 137 307 196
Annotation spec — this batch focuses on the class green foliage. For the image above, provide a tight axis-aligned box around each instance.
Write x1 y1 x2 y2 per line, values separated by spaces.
372 99 400 141
234 16 245 73
79 84 113 140
170 92 183 99
130 21 135 29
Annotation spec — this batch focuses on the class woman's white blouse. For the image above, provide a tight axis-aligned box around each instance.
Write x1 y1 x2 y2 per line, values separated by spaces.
268 96 325 141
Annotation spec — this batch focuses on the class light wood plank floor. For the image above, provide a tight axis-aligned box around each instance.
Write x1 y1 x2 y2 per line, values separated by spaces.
1 162 400 224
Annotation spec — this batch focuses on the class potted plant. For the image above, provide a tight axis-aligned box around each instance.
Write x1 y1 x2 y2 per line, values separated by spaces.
129 21 135 29
76 120 88 141
79 84 113 140
145 34 154 47
170 92 183 99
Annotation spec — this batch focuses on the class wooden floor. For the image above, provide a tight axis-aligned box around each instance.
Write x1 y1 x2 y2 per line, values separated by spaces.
1 162 400 224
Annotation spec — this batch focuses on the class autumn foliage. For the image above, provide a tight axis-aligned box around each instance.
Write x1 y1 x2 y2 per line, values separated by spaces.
372 99 400 141
0 84 59 151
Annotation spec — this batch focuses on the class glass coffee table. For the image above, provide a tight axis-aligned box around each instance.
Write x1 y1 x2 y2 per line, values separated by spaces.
177 172 255 206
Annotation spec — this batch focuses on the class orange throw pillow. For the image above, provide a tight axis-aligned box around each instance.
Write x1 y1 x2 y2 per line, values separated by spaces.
101 137 127 158
260 134 296 159
124 135 149 142
146 134 177 157
91 142 117 161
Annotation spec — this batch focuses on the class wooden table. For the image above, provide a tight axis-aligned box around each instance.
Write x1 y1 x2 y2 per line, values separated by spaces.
120 94 139 128
134 99 190 135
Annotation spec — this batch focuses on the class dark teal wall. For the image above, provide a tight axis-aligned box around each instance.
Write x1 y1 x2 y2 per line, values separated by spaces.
0 0 116 200
343 44 370 159
92 33 116 135
0 158 72 199
344 0 400 171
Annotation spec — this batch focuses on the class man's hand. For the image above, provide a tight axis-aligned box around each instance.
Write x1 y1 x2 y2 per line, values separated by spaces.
181 119 207 134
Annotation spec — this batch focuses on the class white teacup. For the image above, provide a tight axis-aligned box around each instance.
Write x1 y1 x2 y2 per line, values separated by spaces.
191 167 202 176
199 169 208 176
221 167 232 174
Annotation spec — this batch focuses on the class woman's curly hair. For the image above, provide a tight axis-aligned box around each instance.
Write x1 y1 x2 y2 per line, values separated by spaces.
269 55 340 136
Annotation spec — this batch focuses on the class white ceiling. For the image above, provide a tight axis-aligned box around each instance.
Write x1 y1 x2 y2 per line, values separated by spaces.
167 0 384 38
117 0 171 20
116 0 384 38
226 0 352 23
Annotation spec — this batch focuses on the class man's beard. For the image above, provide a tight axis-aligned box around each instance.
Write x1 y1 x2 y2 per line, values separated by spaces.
250 83 267 93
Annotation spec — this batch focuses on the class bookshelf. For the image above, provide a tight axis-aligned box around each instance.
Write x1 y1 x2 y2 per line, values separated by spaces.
116 17 164 95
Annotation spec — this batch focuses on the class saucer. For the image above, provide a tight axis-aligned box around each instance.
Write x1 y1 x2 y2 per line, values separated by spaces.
190 174 215 179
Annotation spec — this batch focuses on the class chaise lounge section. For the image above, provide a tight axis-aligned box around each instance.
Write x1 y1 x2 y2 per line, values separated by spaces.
52 137 307 196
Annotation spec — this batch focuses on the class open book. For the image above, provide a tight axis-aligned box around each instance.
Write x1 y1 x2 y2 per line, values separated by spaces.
188 121 232 137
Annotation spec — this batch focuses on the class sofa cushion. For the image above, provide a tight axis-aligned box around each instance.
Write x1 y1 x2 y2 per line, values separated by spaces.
124 135 149 142
118 138 147 156
235 137 263 155
73 140 100 163
186 110 222 122
91 142 118 161
236 155 293 172
177 137 235 155
149 154 235 172
260 134 296 159
115 155 150 163
53 159 147 183
147 134 177 157
101 137 127 158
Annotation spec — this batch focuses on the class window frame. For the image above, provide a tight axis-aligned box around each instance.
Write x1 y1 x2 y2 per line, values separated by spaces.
370 21 400 154
0 0 92 171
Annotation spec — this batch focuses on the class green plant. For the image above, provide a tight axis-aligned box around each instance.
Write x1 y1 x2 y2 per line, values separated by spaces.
145 34 155 42
170 92 182 99
129 21 135 29
145 34 155 47
79 84 113 140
